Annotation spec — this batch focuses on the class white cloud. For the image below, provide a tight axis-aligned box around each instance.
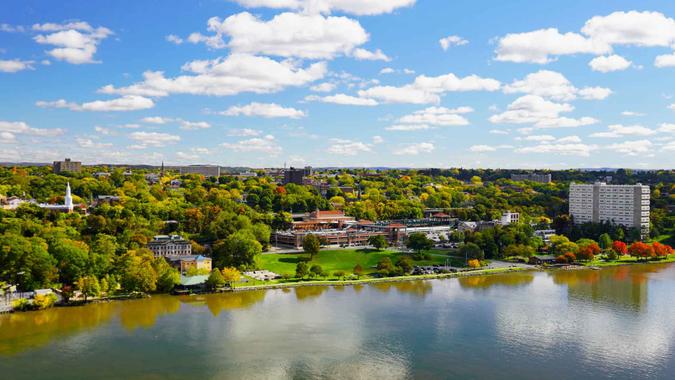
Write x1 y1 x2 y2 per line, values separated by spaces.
327 138 372 155
230 0 416 16
33 21 112 64
0 120 65 137
590 124 656 138
393 142 434 155
489 129 509 135
129 131 180 147
0 59 34 73
658 123 675 133
379 67 395 74
489 95 598 129
495 28 608 64
469 145 496 152
621 111 644 117
351 48 390 61
305 93 378 106
310 82 337 92
607 139 653 155
503 70 611 101
222 134 282 155
179 120 211 130
94 126 113 135
0 132 16 144
76 137 112 149
100 54 327 97
36 95 155 112
655 52 675 68
372 135 383 144
557 135 582 143
227 128 262 137
0 24 25 33
589 54 631 72
221 102 306 118
495 11 675 64
517 141 597 156
390 106 473 130
358 72 500 104
141 116 173 124
670 104 675 111
524 134 555 142
439 35 468 50
187 12 368 60
166 34 183 44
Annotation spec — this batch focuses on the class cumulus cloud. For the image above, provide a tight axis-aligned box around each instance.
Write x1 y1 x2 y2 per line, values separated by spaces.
186 12 369 60
358 72 500 104
393 142 434 155
221 102 306 118
590 124 656 138
33 21 112 64
388 106 473 130
0 120 64 137
166 34 183 44
621 111 645 117
36 95 155 112
489 129 510 135
99 54 326 97
141 116 173 124
658 123 675 133
439 35 468 50
310 82 337 92
350 48 390 61
230 0 416 16
655 52 675 68
76 137 112 149
469 145 496 152
495 11 675 64
503 70 611 101
227 128 262 137
489 95 598 129
607 139 653 155
0 59 34 73
222 134 282 155
305 93 378 106
589 54 632 72
129 131 180 147
179 120 211 130
516 140 598 156
327 138 372 155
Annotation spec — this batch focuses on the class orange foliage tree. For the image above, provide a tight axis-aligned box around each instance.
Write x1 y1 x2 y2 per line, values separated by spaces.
652 242 674 258
628 242 655 260
577 243 600 261
611 241 628 255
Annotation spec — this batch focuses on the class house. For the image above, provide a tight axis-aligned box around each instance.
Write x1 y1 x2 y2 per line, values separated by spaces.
148 235 192 257
166 255 212 274
529 255 558 265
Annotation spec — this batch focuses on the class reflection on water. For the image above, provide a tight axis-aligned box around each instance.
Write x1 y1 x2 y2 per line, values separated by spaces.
1 264 675 379
458 271 535 290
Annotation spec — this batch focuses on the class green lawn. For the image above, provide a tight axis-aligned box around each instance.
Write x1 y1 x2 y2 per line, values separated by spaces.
257 248 460 277
583 254 675 267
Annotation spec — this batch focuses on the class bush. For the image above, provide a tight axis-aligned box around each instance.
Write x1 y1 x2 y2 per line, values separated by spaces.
12 298 32 311
333 270 346 279
467 259 481 268
33 293 57 310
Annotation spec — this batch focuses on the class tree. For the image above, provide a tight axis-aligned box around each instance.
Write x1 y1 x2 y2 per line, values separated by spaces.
221 267 241 287
406 233 433 255
333 270 346 279
628 242 655 261
206 269 225 290
503 244 535 258
295 262 309 279
652 242 673 258
459 242 484 262
353 264 363 278
155 258 180 293
611 241 628 255
576 243 600 261
76 275 100 302
467 259 481 268
368 235 388 250
302 234 321 260
49 238 90 285
396 256 413 274
212 231 262 269
118 249 158 293
598 233 613 249
377 257 396 276
309 264 324 278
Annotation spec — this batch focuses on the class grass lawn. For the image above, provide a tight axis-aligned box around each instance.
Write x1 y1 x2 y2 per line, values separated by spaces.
583 254 675 267
257 248 461 277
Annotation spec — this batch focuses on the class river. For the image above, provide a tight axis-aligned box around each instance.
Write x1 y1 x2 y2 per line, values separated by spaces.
1 264 675 379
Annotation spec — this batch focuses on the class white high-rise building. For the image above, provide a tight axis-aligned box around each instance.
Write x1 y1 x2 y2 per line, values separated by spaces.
569 182 650 237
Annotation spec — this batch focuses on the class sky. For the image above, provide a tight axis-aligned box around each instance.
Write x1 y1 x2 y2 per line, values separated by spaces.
1 0 675 169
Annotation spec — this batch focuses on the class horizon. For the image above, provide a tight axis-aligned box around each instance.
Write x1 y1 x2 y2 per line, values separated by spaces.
2 1 675 169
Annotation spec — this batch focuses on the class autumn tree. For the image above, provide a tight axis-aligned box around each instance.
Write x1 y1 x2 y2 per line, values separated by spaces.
302 234 321 260
611 241 628 255
221 267 241 287
628 242 655 261
76 275 100 302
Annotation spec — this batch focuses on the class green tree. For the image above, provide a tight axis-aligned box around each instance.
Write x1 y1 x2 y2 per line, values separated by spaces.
377 257 396 276
295 261 309 279
406 233 433 255
598 233 613 250
353 264 363 278
302 234 321 260
396 256 413 274
206 269 226 290
212 231 262 269
309 264 324 278
49 238 90 285
368 235 388 250
154 258 180 292
118 249 158 293
76 275 100 302
459 242 484 262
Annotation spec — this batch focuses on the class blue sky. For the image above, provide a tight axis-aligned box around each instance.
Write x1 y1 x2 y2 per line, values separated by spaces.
1 0 675 169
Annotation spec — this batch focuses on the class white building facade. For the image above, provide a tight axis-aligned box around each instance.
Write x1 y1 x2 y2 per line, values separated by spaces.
569 182 650 237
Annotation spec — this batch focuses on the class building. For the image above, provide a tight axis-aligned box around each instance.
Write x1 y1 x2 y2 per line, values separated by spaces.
179 165 221 177
511 173 552 183
53 158 82 174
283 167 312 185
534 229 556 244
39 182 75 213
500 211 520 225
148 235 192 257
569 182 650 237
166 255 212 274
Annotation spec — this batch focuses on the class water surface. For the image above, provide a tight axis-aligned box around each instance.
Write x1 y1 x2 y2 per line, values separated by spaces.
2 264 675 379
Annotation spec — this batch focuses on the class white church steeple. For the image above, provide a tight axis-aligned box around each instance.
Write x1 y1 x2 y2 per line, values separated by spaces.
65 182 73 212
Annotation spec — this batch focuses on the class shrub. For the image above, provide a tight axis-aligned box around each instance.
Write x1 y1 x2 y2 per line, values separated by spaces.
12 298 32 311
33 293 57 310
467 259 481 268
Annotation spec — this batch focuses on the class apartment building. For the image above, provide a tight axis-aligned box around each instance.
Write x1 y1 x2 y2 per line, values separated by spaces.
147 235 192 257
510 173 552 183
569 182 650 237
53 158 82 174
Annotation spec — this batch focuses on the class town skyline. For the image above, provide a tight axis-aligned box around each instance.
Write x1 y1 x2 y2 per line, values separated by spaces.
2 1 675 169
